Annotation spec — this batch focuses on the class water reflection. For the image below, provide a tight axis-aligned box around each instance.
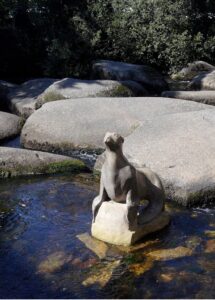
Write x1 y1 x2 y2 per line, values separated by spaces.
0 174 214 298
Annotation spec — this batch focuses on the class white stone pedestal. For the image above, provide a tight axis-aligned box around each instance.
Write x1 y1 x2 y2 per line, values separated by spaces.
91 201 170 246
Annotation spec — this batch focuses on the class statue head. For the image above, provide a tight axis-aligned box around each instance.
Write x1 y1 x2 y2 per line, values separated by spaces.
103 132 124 151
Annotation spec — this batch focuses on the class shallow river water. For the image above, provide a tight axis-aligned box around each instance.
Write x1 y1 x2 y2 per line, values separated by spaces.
0 173 215 299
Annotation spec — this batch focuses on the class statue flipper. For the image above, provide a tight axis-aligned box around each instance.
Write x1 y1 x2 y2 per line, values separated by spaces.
126 189 138 226
92 180 108 222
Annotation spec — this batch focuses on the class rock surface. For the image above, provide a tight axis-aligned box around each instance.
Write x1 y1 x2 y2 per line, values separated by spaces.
0 80 17 110
0 111 22 141
162 91 215 105
188 70 215 90
171 61 215 80
92 60 168 94
21 97 215 206
36 78 140 108
7 78 58 118
91 201 170 246
120 80 148 96
122 110 215 206
0 147 88 178
21 97 210 153
0 80 18 90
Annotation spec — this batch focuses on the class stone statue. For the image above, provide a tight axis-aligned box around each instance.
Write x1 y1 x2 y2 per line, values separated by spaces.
91 132 170 246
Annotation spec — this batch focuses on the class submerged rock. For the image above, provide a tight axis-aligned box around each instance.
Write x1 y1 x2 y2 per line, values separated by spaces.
0 111 22 141
147 246 193 261
82 260 120 287
162 91 215 106
7 78 58 118
36 78 140 109
92 60 168 94
77 233 108 259
37 251 73 274
205 240 215 253
185 236 202 250
0 147 88 178
128 257 154 276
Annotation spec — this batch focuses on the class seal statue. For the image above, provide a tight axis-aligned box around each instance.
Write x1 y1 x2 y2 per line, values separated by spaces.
92 132 165 227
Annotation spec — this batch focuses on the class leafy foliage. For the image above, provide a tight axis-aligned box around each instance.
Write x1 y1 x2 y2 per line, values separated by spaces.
0 0 214 80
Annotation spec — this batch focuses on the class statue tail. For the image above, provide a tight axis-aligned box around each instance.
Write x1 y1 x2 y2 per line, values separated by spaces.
137 170 165 224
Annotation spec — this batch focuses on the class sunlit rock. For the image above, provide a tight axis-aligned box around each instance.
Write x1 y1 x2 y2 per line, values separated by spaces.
0 147 88 178
36 78 140 109
0 111 21 141
123 109 215 207
21 97 215 206
92 202 170 246
162 90 215 106
7 78 58 118
171 61 215 81
92 60 168 94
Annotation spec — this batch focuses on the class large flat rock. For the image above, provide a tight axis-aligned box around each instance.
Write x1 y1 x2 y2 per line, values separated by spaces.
36 78 143 109
92 60 169 94
162 91 215 105
122 110 215 206
95 108 215 206
0 111 21 141
95 110 215 206
20 97 215 205
0 147 88 178
21 97 211 153
7 78 58 118
171 61 215 80
189 71 215 90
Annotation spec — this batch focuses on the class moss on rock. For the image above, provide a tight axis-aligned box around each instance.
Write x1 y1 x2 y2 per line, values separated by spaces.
0 159 89 179
44 159 88 174
92 170 101 183
187 189 215 207
100 84 134 97
36 92 66 109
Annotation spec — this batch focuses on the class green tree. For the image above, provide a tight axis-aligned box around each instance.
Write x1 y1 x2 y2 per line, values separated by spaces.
0 0 214 80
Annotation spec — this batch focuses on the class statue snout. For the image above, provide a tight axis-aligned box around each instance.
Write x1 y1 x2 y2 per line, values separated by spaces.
104 132 114 144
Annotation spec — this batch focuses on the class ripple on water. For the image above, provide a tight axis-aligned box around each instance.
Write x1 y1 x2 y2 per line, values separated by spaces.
0 174 215 299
